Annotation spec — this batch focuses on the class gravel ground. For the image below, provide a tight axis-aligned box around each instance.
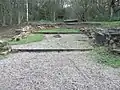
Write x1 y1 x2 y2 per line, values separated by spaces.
0 34 120 90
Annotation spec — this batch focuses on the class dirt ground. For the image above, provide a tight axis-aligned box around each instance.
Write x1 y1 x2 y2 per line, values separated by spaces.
0 24 27 39
0 23 91 39
0 34 120 90
0 27 14 38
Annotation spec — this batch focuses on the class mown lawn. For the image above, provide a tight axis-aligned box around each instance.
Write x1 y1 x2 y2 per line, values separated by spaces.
92 47 120 68
9 34 44 45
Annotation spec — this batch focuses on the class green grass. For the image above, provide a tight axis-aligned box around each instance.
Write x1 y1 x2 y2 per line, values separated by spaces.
9 34 44 45
0 54 7 59
100 21 120 27
80 21 120 27
92 47 120 68
39 28 80 32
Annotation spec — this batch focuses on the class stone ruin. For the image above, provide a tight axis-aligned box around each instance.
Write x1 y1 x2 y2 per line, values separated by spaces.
36 24 59 30
11 24 60 41
11 25 33 41
0 40 11 55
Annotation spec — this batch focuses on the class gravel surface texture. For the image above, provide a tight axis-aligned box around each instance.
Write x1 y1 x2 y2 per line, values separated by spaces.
0 34 120 90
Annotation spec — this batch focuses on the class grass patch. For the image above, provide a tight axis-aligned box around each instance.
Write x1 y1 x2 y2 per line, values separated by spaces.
92 47 120 68
9 34 44 45
0 55 7 59
100 21 120 27
40 28 80 32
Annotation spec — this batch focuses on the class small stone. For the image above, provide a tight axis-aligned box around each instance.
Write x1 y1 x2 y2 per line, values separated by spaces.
53 35 61 38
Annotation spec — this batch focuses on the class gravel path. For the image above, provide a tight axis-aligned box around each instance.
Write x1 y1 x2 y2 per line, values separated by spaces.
0 34 120 90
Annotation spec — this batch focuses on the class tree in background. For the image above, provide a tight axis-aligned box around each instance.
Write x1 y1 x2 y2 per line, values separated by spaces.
0 0 120 26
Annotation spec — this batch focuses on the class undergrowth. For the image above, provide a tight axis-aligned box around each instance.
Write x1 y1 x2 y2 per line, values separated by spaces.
92 47 120 68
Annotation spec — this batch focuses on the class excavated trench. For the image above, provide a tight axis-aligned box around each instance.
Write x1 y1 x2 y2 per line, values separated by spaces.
1 23 120 89
0 34 120 90
0 22 95 53
11 33 93 53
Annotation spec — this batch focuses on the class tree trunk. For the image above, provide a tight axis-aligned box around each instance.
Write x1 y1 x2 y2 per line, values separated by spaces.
2 5 6 26
18 12 21 24
53 11 56 22
110 7 114 18
26 0 29 22
10 13 12 25
110 0 115 18
53 0 56 22
2 15 6 26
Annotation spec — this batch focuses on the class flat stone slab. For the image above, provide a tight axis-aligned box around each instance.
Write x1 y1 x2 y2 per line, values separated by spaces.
12 48 93 53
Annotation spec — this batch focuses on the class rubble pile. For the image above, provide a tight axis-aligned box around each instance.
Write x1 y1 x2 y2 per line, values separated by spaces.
11 24 60 41
80 27 96 38
37 25 59 30
12 25 33 41
0 40 11 55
